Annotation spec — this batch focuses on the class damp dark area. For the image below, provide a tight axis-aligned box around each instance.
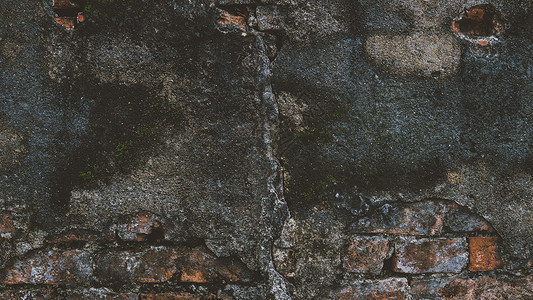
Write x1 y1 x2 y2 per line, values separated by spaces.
47 82 184 218
53 7 81 18
452 4 504 37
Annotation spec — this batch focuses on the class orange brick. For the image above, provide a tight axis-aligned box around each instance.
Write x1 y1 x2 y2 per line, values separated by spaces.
55 17 76 29
393 238 468 274
344 236 390 274
469 237 501 271
2 250 93 285
218 10 247 31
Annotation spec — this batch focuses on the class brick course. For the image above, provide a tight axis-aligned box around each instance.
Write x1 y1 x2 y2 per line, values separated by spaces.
334 278 410 300
411 275 533 299
393 238 468 274
2 250 93 285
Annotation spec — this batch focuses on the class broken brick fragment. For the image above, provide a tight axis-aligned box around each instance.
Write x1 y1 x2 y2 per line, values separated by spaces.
52 0 84 29
344 236 390 274
469 237 502 271
218 10 247 31
393 238 468 274
452 4 504 37
135 248 180 283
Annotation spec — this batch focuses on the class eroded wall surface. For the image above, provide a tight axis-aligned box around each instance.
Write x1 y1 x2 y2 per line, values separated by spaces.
0 0 531 299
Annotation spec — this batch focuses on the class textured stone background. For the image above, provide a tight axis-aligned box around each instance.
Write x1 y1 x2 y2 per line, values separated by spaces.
0 0 531 299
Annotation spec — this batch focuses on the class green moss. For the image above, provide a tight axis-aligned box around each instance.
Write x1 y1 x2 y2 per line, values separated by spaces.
78 164 109 188
81 0 116 18
114 124 153 167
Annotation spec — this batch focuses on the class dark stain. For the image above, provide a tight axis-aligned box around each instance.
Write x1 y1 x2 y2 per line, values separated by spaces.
452 4 504 37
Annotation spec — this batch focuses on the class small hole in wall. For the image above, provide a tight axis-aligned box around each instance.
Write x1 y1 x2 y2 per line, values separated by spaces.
53 0 85 29
452 4 504 37
431 71 442 78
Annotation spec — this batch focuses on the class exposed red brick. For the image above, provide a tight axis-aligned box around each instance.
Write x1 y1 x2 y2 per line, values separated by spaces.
135 248 180 283
77 13 85 23
45 229 101 243
178 246 256 284
94 246 255 285
0 211 16 239
469 237 501 271
452 4 504 37
393 238 468 274
212 256 257 283
179 247 214 283
141 293 215 300
334 278 410 300
218 10 247 31
411 275 533 299
55 17 76 29
0 289 57 299
53 0 83 29
2 250 93 285
344 236 390 274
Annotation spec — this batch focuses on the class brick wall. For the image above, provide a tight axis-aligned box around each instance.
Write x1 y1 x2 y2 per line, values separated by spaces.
1 199 531 299
0 212 259 299
273 199 532 299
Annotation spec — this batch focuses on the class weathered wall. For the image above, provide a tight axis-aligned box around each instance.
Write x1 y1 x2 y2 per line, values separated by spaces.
0 0 531 299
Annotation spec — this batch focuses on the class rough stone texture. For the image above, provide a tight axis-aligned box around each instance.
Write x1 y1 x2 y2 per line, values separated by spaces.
273 0 533 260
344 236 390 274
353 200 493 235
0 121 27 174
2 250 93 285
1 0 532 299
411 275 533 299
0 211 16 239
141 293 214 300
257 6 287 31
0 289 57 299
273 211 347 299
333 278 411 300
45 229 105 244
365 32 461 77
393 238 468 274
469 237 502 271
